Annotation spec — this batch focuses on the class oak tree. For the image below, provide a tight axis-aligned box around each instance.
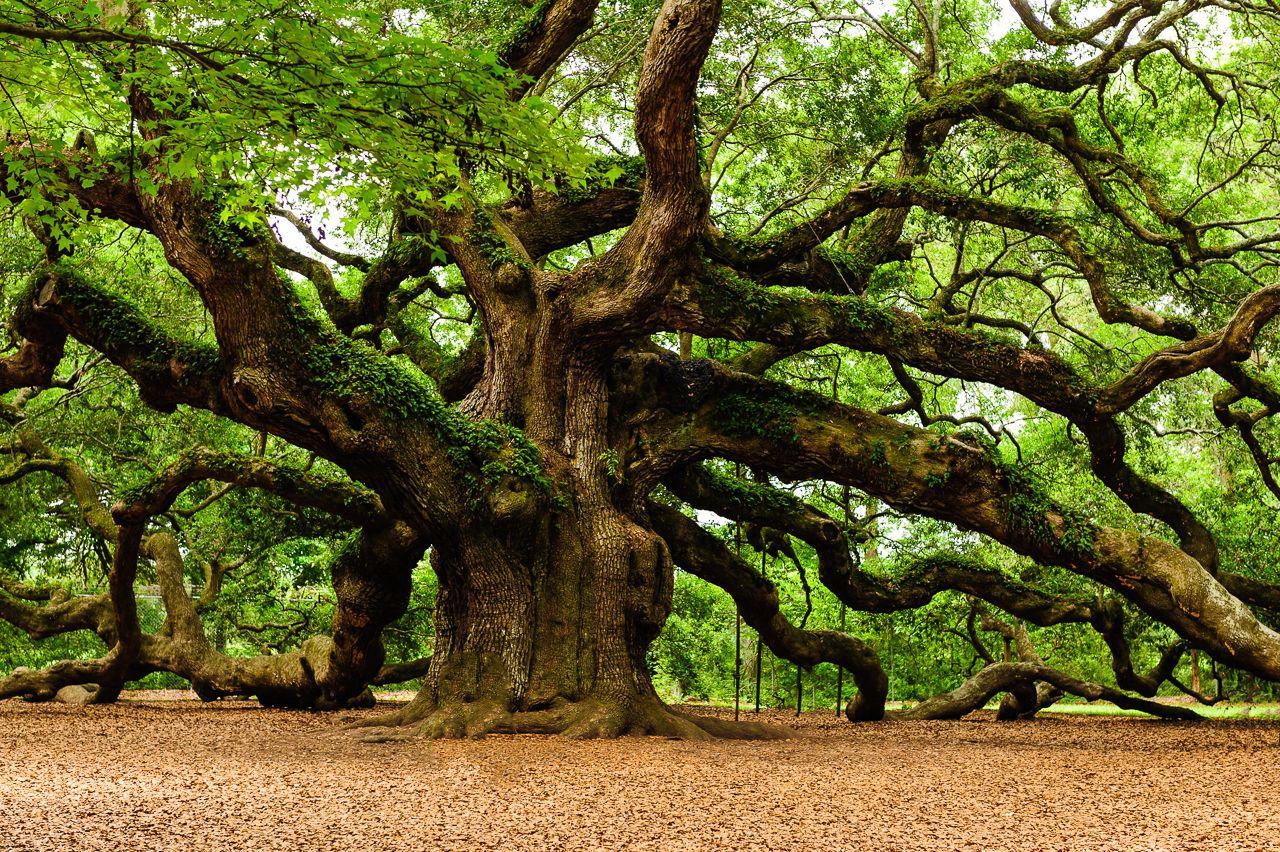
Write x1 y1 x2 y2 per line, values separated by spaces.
3 0 1280 735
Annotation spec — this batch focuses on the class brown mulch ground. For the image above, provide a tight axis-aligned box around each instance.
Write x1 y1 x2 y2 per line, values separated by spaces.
1 695 1278 851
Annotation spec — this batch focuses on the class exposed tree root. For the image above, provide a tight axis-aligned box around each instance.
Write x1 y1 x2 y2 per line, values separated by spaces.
352 694 793 741
669 707 793 740
890 661 1203 721
890 615 1200 722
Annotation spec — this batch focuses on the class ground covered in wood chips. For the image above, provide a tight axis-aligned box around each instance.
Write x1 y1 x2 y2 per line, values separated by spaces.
1 694 1278 851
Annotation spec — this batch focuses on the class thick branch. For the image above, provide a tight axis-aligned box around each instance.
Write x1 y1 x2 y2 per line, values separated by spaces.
500 0 600 95
621 355 1280 677
664 461 1182 695
114 448 386 527
652 288 1220 572
31 262 226 414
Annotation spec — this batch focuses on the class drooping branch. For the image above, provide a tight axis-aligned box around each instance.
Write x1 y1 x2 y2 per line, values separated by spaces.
0 523 427 709
0 582 112 643
114 447 427 705
973 612 1060 720
141 521 425 707
648 500 888 720
663 461 1184 696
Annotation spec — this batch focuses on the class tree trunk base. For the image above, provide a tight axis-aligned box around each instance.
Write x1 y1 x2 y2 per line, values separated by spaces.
351 695 793 741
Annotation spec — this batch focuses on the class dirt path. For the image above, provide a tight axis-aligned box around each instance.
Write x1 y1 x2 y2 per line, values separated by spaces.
1 697 1277 851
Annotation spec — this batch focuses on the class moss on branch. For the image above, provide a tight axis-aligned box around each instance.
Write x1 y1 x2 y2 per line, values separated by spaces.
48 263 220 373
692 267 897 338
298 325 554 502
559 154 645 204
708 387 827 444
991 457 1100 561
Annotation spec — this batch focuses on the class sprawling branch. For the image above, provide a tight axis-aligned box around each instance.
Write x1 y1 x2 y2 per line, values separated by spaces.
114 448 387 527
707 179 1198 339
665 464 1086 624
1100 285 1280 412
895 611 1189 721
618 354 1280 677
0 407 425 708
29 262 227 414
657 277 1220 571
141 521 424 707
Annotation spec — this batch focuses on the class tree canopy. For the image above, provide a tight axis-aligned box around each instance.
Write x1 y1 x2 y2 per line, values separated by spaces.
2 0 1280 735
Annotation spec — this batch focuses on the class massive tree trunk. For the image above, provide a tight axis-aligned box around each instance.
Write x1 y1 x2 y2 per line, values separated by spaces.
393 510 675 736
369 333 778 736
378 517 782 737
